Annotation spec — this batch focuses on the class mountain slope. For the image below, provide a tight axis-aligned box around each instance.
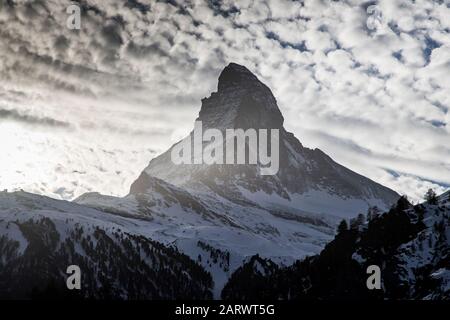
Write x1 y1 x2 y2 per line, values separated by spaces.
75 173 336 296
142 63 399 215
75 63 400 295
0 191 212 299
222 192 449 300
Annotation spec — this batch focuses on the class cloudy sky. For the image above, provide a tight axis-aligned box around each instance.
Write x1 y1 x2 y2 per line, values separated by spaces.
0 0 449 202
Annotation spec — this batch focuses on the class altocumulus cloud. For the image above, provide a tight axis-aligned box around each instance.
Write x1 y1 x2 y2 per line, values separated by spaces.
0 0 448 201
0 107 71 128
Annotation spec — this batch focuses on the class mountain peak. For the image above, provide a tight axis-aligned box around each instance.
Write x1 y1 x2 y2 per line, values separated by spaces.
140 62 398 212
217 63 259 91
199 63 284 129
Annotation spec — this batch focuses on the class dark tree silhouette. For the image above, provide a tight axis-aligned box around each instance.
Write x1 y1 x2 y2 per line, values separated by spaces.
367 206 381 221
425 189 438 205
337 219 348 234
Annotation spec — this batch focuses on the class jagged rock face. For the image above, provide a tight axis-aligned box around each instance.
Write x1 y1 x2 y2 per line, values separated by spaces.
199 63 284 130
140 63 399 208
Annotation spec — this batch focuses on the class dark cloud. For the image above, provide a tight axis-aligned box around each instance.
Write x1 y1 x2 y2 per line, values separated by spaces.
125 0 151 14
265 31 308 52
0 108 71 128
126 41 169 59
423 35 442 65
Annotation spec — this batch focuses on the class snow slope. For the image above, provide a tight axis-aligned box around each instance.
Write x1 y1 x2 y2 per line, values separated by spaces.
222 192 449 300
73 63 400 296
0 190 212 299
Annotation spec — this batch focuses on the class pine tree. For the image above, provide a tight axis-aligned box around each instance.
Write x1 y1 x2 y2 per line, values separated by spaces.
396 195 410 210
350 213 365 230
425 188 438 205
367 206 380 221
356 213 366 225
337 219 348 234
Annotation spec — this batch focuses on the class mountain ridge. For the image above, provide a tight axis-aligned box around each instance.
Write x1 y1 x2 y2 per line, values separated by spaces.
75 62 401 295
1 63 406 298
141 62 399 208
222 193 450 300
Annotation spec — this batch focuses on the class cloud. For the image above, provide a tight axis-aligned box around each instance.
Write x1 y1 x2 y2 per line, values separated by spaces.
0 107 71 128
0 0 449 202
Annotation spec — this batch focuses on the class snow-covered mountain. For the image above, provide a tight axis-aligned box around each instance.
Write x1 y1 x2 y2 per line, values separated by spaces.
3 62 448 300
222 192 450 300
140 63 399 212
0 191 212 299
74 63 399 295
